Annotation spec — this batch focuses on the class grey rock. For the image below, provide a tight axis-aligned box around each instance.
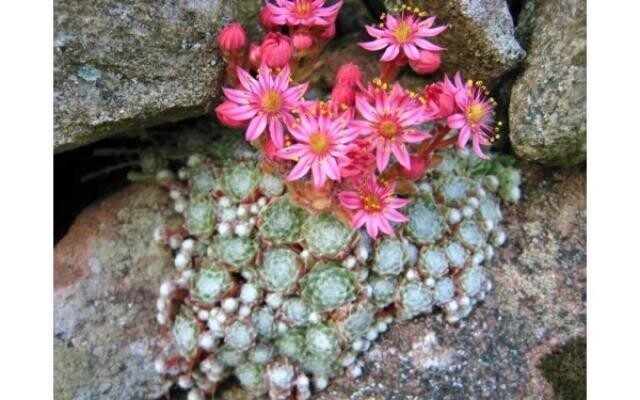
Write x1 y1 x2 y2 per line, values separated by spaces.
411 0 526 81
54 184 177 399
509 0 586 166
53 0 261 153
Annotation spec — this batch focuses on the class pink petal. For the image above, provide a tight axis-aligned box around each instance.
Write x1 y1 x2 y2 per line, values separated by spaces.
389 198 411 208
381 44 400 61
359 39 389 51
365 25 386 38
311 161 326 187
386 14 398 29
414 37 444 51
458 125 472 148
403 129 431 142
472 136 490 159
269 118 285 148
226 104 258 120
246 114 267 141
418 24 448 37
352 210 368 229
338 191 362 209
287 157 312 181
391 143 411 169
376 144 391 172
403 43 420 60
222 87 249 104
236 66 258 92
384 208 409 223
276 144 308 160
355 96 377 121
377 215 394 236
365 218 379 239
448 113 466 129
323 156 341 180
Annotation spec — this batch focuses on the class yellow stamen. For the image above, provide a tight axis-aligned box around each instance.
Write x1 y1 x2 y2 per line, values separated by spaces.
261 90 283 113
467 104 486 124
378 120 398 140
309 132 330 155
393 21 412 43
362 193 382 212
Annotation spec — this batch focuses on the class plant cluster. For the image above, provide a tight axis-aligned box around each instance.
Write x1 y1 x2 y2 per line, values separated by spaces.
149 1 520 399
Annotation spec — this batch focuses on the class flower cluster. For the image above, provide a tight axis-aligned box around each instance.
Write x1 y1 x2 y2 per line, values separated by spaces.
215 2 498 239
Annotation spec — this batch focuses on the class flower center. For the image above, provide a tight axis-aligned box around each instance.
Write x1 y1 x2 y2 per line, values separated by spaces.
378 120 398 139
362 193 382 213
467 103 486 125
309 132 330 155
261 90 283 113
393 21 412 43
294 0 312 16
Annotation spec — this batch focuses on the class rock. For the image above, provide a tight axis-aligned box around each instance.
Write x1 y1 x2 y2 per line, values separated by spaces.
54 0 261 153
509 0 586 166
313 164 586 399
413 0 526 82
54 183 177 399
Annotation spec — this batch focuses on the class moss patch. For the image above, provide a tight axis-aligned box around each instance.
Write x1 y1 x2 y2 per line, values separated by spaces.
538 337 586 400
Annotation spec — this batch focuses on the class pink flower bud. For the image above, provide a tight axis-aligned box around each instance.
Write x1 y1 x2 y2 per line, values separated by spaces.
335 63 363 89
264 137 280 162
259 6 279 31
215 101 247 128
423 82 456 119
400 156 427 180
331 84 355 108
409 50 442 75
319 23 336 41
248 43 262 68
292 29 314 51
261 32 293 69
218 23 247 53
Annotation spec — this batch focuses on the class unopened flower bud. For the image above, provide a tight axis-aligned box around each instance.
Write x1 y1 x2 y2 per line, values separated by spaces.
248 43 262 69
400 155 428 180
261 32 293 69
331 84 355 109
409 50 442 74
319 22 336 40
335 63 363 88
292 29 314 51
259 6 279 30
218 23 247 54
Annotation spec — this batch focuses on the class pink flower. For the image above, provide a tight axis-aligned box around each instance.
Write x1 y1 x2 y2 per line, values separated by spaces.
276 112 358 187
359 12 446 62
408 49 441 74
422 81 456 119
338 176 410 239
445 73 495 159
218 23 248 54
351 83 432 172
215 64 308 148
266 0 343 27
261 32 294 68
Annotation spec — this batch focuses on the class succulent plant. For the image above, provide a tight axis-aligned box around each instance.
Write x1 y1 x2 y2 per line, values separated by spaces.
151 140 519 398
